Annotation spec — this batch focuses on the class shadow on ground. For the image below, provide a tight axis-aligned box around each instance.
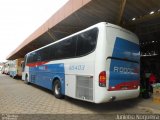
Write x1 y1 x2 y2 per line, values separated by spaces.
65 97 142 113
29 82 142 113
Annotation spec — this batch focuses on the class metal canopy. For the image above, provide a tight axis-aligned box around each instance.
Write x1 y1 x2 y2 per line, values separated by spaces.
7 0 160 60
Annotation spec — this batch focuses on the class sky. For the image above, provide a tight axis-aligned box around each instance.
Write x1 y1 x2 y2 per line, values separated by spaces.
0 0 68 62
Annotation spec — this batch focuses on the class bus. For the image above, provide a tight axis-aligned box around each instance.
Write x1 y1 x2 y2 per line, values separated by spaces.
22 22 140 103
1 63 5 74
4 61 10 75
9 58 24 78
0 64 2 71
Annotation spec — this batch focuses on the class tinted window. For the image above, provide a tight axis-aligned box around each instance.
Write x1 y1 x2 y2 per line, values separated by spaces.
49 44 56 60
26 28 98 63
55 38 76 59
27 53 33 63
27 52 37 63
76 28 98 56
37 47 51 61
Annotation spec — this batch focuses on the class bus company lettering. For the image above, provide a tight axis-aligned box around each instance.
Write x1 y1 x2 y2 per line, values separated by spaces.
113 66 134 73
39 66 48 70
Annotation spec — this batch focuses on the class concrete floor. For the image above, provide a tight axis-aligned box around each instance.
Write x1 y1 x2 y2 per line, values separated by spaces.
0 74 159 120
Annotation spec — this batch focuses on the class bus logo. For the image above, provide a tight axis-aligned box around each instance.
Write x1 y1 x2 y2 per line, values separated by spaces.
113 66 134 73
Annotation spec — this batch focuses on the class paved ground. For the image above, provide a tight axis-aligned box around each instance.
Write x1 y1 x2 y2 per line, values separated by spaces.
0 73 159 119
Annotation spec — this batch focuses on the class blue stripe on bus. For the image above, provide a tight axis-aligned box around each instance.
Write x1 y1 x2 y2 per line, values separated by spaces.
29 63 65 94
109 37 140 90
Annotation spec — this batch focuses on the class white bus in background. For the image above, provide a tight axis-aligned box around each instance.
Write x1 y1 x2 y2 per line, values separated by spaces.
9 58 24 78
0 63 2 70
22 22 140 103
0 65 2 71
1 63 5 74
1 63 6 74
4 61 10 75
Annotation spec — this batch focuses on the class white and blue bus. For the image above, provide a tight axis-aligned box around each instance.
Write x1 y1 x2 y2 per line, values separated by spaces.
22 22 140 103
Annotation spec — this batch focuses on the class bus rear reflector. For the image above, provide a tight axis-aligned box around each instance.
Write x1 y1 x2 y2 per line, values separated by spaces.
99 71 106 87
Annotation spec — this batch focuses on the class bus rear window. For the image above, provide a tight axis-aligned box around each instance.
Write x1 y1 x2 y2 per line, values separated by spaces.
112 37 140 63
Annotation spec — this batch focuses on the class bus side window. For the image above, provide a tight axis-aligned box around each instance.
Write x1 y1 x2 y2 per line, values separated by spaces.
34 50 43 62
53 38 76 60
49 44 56 60
76 28 98 56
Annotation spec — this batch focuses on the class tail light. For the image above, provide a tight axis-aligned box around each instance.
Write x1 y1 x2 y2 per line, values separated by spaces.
99 71 106 87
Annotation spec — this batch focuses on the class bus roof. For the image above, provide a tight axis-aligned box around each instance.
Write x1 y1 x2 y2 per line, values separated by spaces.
26 22 137 55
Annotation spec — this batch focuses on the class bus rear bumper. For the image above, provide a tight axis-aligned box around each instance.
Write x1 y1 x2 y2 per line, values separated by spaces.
95 87 140 103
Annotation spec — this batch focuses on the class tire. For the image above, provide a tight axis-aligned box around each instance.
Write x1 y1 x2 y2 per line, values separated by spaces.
53 80 64 99
24 75 29 84
12 75 15 79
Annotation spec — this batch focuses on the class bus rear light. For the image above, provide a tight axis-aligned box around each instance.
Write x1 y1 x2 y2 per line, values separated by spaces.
99 71 106 87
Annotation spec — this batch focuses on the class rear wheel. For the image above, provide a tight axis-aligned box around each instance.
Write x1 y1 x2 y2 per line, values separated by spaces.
53 80 64 99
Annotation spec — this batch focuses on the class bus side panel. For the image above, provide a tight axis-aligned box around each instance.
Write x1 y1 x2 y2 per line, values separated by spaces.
65 75 76 98
29 63 65 94
64 55 95 101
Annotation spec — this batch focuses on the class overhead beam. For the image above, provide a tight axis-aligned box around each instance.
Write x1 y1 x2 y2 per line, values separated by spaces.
47 29 57 41
117 0 126 25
